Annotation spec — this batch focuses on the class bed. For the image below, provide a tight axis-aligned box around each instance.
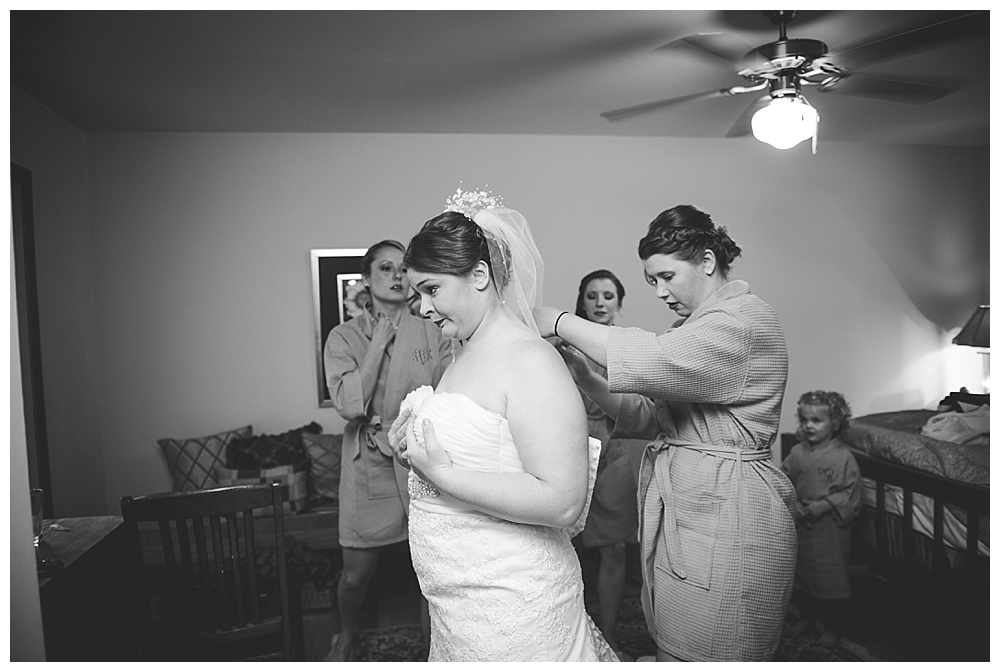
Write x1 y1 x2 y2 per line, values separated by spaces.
780 393 989 600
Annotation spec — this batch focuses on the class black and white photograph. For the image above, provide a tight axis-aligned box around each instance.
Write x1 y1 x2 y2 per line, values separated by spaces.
9 8 989 663
310 248 367 407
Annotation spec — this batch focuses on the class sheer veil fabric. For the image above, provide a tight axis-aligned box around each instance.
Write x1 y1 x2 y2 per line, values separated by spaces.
472 207 544 336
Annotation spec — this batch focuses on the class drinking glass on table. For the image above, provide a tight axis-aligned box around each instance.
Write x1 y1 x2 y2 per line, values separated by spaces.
30 488 44 546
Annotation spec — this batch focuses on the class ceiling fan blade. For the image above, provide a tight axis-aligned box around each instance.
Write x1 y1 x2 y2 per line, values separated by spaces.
820 72 970 104
600 88 738 122
829 11 987 71
725 96 771 138
655 33 757 68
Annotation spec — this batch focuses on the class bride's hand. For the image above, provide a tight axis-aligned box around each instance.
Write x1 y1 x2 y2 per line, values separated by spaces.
388 408 412 468
405 418 453 486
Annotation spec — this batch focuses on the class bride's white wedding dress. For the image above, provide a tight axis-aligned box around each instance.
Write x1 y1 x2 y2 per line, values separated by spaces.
402 386 618 662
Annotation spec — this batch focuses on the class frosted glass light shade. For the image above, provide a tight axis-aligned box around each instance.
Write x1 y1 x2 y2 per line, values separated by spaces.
751 97 819 150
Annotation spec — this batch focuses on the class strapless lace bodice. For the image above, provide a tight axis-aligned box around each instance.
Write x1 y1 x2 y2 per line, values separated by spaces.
402 386 600 535
405 389 527 513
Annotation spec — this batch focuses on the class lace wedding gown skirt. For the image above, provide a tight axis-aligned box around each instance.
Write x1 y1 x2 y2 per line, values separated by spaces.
403 388 617 662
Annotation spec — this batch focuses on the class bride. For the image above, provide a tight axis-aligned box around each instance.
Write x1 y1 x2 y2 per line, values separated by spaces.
388 190 617 662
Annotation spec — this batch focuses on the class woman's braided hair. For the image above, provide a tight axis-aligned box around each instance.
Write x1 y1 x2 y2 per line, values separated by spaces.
637 204 742 277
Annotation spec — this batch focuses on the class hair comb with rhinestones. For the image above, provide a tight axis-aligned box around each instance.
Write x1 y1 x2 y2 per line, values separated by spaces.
444 183 504 219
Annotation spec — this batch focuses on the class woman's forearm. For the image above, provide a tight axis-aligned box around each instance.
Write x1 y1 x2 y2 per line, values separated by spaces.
578 373 623 421
357 344 387 408
433 468 585 529
554 313 610 367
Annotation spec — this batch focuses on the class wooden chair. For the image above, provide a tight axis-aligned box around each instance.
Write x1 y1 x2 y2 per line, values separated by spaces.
120 483 297 661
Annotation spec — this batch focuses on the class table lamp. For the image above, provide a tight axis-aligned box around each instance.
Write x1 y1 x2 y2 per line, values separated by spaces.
952 305 989 393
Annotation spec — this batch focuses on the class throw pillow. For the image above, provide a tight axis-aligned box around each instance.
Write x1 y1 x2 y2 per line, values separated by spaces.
215 459 310 515
158 425 253 492
303 433 342 503
226 421 322 470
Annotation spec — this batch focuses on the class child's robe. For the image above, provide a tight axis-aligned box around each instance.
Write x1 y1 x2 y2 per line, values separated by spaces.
781 437 863 599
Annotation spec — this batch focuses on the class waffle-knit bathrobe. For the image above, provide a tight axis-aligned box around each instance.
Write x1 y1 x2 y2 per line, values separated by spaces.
324 308 450 548
606 280 797 661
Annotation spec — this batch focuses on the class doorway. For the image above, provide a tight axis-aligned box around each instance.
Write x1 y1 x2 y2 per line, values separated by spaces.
11 162 53 515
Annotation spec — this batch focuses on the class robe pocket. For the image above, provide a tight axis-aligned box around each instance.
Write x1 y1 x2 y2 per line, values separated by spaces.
359 445 399 500
655 497 720 591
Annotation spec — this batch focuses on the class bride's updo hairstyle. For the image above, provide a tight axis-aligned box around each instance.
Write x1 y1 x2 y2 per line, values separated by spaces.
405 211 511 289
638 204 742 278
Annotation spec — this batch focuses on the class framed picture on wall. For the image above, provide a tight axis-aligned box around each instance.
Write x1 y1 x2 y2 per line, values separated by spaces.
311 248 367 408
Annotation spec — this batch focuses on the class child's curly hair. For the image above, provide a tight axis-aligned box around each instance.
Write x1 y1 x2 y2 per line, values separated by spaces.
797 390 853 438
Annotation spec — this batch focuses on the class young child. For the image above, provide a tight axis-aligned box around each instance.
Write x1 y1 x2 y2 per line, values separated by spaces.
781 390 863 648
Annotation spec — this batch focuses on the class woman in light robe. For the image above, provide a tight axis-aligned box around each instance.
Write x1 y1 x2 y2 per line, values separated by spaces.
323 239 451 660
568 269 639 656
535 204 797 661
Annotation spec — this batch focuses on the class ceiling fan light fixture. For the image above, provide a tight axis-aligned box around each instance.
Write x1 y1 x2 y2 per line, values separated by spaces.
751 95 819 150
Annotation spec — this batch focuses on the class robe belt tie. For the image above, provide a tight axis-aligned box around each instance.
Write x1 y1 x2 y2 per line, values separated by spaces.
637 434 771 636
361 415 393 458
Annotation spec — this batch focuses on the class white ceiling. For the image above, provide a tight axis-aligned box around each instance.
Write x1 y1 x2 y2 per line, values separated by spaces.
10 9 991 146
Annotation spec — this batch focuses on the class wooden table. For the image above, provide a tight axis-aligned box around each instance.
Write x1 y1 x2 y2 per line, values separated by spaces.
36 516 134 661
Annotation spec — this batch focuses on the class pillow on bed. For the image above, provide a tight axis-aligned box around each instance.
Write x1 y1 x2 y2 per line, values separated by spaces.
215 459 310 515
158 424 253 492
226 421 322 470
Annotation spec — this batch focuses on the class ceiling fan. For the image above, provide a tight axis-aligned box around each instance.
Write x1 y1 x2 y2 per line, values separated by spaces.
600 10 987 151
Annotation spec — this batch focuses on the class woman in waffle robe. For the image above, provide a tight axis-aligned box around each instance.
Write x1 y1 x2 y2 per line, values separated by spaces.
535 204 797 661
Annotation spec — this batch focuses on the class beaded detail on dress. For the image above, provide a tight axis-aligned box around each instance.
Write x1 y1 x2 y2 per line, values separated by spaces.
408 471 440 500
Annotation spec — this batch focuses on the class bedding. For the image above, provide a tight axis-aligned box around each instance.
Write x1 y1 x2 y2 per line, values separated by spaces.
841 410 989 486
842 410 989 557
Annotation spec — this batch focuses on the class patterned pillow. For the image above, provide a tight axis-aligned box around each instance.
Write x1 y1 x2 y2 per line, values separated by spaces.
226 422 322 470
158 425 253 492
303 433 342 502
215 459 310 515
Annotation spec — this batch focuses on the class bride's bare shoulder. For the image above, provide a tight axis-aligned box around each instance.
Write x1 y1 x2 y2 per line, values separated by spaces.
499 334 569 378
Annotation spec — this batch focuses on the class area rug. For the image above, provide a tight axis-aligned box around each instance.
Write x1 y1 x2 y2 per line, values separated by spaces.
345 595 880 662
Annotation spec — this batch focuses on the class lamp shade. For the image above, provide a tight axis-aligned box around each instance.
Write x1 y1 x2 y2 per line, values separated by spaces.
953 305 989 347
751 96 818 150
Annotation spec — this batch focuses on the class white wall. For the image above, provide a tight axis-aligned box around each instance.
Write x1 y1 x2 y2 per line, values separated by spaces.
84 132 987 512
11 84 988 515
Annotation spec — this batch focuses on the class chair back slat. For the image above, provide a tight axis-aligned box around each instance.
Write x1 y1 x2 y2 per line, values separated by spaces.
176 518 194 581
244 513 261 624
119 483 295 660
225 511 246 626
208 515 229 630
192 517 210 580
158 520 177 572
270 483 292 658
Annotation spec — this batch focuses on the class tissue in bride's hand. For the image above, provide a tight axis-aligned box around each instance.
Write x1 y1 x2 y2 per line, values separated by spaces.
400 386 434 448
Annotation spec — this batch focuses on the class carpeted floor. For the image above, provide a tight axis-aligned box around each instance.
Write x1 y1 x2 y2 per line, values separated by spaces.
306 544 985 661
327 593 878 662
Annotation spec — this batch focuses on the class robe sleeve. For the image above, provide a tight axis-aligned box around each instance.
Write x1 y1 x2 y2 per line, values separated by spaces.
612 393 673 441
323 328 366 421
606 309 752 405
780 446 800 486
827 450 863 527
